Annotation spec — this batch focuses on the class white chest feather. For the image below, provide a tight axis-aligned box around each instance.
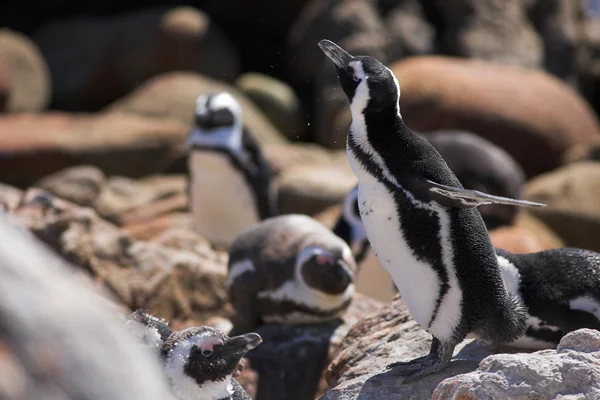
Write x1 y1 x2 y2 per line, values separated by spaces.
189 152 260 247
347 132 462 340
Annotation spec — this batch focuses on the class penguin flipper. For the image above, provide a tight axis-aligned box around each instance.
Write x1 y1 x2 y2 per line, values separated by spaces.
424 180 546 209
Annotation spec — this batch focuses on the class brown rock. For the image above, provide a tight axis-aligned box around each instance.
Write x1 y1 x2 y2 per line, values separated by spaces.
0 28 50 112
490 212 564 254
34 165 106 207
106 72 286 154
124 213 193 242
11 188 231 327
391 56 600 178
524 161 600 251
31 7 239 111
383 0 436 61
262 143 344 177
0 112 187 187
0 212 175 400
321 297 500 400
434 0 542 68
276 162 357 216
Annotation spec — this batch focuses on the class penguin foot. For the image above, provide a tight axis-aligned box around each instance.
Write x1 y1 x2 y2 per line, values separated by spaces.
386 353 435 369
387 337 455 384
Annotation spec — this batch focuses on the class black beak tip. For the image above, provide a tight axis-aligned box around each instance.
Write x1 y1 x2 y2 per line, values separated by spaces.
244 332 263 350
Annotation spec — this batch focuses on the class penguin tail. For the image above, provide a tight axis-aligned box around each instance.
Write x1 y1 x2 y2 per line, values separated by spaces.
482 294 529 345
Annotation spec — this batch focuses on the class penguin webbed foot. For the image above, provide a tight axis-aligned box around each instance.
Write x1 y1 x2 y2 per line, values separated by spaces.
386 337 454 384
424 180 546 209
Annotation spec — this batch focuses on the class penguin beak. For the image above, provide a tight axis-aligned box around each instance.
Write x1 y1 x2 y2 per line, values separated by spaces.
318 40 353 69
222 333 263 357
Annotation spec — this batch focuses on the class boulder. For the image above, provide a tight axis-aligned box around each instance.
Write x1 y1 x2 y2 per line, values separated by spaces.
32 6 239 111
106 72 286 151
490 212 564 254
321 297 501 400
391 56 600 178
433 329 600 399
235 72 308 141
34 165 106 207
11 188 231 327
0 112 187 187
262 143 343 177
123 212 192 242
0 28 50 112
525 161 600 251
383 0 436 61
433 0 543 68
0 183 23 211
0 212 175 400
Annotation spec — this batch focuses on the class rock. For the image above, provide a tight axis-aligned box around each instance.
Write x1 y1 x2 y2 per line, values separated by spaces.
276 162 357 216
246 293 382 400
490 212 564 254
321 297 500 400
0 212 175 399
235 72 308 141
106 72 286 154
32 6 239 111
10 188 231 327
526 0 580 81
391 56 600 178
524 161 600 251
263 143 343 176
123 212 192 241
0 183 23 211
94 175 187 224
34 165 106 207
433 0 543 68
432 329 600 399
0 112 187 187
383 0 436 61
0 28 50 112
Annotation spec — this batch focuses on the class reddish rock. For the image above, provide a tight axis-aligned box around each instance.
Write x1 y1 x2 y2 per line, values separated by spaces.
391 56 600 178
124 213 192 241
489 212 564 254
0 112 187 187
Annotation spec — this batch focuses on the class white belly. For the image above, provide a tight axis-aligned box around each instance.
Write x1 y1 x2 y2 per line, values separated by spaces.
189 152 260 248
348 151 462 340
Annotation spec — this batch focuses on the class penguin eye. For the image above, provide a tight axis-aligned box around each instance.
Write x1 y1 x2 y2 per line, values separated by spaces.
201 349 213 357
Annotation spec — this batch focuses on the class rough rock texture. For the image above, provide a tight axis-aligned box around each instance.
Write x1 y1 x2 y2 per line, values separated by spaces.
123 212 192 241
34 165 107 207
392 56 600 178
32 6 239 111
383 0 436 61
0 112 187 187
0 213 175 399
433 329 600 399
490 212 564 254
10 188 231 327
525 161 600 251
106 72 286 152
235 72 308 141
246 293 382 400
434 0 543 68
320 297 500 400
0 28 51 112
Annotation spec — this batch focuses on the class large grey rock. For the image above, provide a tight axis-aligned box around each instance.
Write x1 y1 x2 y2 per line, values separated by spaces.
433 329 600 399
34 165 107 207
0 213 174 399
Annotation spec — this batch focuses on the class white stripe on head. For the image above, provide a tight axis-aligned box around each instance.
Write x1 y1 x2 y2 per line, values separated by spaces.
187 92 244 155
349 61 369 117
164 333 231 400
570 296 600 321
227 259 256 287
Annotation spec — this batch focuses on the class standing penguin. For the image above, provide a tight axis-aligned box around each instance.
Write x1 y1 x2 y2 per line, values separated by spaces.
319 39 545 382
187 92 277 248
227 214 356 334
126 309 261 400
495 248 600 349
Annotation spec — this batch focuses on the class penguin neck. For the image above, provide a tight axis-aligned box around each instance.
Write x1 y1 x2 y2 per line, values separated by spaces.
350 101 409 145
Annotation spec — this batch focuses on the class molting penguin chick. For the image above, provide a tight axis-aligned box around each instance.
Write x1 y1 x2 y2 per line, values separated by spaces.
227 214 356 334
319 39 545 382
187 92 277 248
126 309 261 400
494 248 600 350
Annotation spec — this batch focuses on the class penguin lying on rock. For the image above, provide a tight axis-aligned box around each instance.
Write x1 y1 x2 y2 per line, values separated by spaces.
319 39 545 382
227 214 357 334
126 309 261 400
187 91 277 248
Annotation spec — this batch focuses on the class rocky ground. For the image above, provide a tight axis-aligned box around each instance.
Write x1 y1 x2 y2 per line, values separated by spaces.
2 0 600 399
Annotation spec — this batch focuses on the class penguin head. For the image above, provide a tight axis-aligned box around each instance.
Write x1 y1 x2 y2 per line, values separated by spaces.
125 309 173 354
187 92 243 151
296 244 356 296
318 39 400 114
162 326 262 399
